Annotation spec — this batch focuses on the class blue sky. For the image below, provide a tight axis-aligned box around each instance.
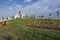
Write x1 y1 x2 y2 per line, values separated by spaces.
0 0 60 18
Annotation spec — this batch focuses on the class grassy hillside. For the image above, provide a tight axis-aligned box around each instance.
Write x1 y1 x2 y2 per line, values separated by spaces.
0 19 60 40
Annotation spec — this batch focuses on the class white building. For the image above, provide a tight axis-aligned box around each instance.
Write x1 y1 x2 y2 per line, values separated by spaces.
14 11 25 19
7 17 12 20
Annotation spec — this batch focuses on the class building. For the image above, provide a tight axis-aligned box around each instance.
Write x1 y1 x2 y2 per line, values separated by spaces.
7 17 11 20
14 11 25 19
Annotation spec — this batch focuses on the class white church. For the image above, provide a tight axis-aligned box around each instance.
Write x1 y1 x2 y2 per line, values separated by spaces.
14 11 25 19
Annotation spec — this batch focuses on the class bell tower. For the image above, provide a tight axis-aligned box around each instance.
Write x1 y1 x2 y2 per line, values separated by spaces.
19 11 21 14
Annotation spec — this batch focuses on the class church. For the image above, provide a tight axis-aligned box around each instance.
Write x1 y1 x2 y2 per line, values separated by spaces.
14 11 25 19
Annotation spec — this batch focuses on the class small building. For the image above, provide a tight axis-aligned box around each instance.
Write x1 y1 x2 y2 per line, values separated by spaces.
7 17 11 20
14 11 25 19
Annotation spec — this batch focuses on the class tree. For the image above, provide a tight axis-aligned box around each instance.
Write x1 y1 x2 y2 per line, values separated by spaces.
38 16 41 18
49 13 52 19
30 14 36 18
6 17 8 20
56 11 59 18
49 14 52 16
12 16 14 19
2 17 4 20
56 11 60 27
41 15 44 19
25 15 28 18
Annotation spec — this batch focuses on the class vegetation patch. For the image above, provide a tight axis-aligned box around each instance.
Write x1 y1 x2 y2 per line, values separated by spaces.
0 19 60 40
20 19 60 30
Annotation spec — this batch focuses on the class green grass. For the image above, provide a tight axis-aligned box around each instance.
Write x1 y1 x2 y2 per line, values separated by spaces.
0 19 60 40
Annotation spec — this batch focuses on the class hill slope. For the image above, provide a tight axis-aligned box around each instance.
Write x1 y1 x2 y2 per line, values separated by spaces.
0 19 60 40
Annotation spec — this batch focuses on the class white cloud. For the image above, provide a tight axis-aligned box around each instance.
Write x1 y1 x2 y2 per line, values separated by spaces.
14 4 22 11
22 0 60 18
8 6 13 9
8 4 22 11
8 0 60 18
24 0 32 3
9 0 13 2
